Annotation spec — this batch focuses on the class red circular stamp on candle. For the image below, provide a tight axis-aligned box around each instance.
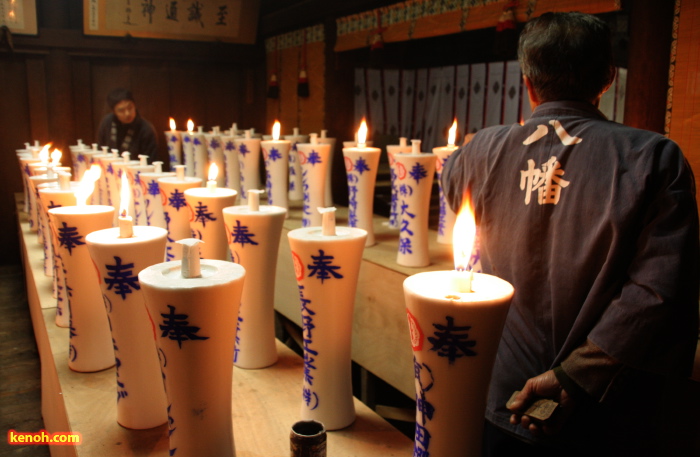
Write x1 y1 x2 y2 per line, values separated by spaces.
160 188 168 206
396 162 407 180
344 156 353 172
298 151 307 165
292 251 304 281
388 152 395 166
436 158 443 173
92 258 101 284
406 308 424 351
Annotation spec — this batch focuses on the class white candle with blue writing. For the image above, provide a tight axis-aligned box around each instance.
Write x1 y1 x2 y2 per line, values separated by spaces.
288 208 367 430
386 137 413 229
261 120 291 210
342 119 381 247
234 130 262 205
158 166 203 261
394 140 436 267
403 271 513 457
86 224 169 429
223 189 286 369
139 240 245 457
184 167 237 261
297 133 331 227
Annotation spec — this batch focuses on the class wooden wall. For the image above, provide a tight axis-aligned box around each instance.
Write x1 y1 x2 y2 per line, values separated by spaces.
1 2 266 265
667 0 700 217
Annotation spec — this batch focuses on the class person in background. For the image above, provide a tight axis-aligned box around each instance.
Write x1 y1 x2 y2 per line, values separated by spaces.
442 12 699 457
97 88 159 161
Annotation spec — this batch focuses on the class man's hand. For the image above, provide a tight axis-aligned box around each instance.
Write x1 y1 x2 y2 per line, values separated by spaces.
507 369 576 436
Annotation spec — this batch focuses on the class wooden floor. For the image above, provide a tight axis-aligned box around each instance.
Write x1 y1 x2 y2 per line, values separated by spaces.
0 265 50 457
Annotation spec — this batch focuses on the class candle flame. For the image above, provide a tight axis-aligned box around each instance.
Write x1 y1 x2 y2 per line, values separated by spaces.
357 118 368 145
187 119 194 133
208 162 219 181
75 164 101 206
448 119 458 146
453 191 476 271
50 148 62 165
39 143 52 163
169 117 177 130
272 120 281 140
119 171 131 217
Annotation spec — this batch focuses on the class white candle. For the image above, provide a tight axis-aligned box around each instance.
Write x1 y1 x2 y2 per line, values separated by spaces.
119 171 134 238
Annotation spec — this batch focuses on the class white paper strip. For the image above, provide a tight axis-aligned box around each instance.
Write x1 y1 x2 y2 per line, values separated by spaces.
413 68 429 139
485 61 504 127
367 68 385 134
503 60 521 125
384 69 401 137
401 70 416 138
468 63 486 133
455 65 470 140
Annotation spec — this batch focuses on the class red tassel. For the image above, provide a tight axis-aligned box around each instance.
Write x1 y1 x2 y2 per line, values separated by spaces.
297 70 309 98
267 73 279 99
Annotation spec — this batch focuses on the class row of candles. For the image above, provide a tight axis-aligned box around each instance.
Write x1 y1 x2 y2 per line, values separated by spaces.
17 117 515 457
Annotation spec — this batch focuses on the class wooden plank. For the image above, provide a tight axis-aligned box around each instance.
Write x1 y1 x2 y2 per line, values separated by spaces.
19 196 413 457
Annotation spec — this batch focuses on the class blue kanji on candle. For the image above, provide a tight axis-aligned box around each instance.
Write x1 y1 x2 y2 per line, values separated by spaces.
298 285 319 387
147 179 160 196
414 423 432 456
230 220 258 246
48 200 61 209
237 142 248 157
354 157 370 174
184 134 191 143
169 134 178 143
307 249 343 283
428 316 477 363
113 335 128 401
409 162 428 183
164 212 175 262
106 163 114 175
399 237 413 254
57 222 85 255
193 201 216 227
234 314 243 362
307 150 322 165
193 137 202 146
159 304 209 348
168 189 187 211
399 183 413 197
268 147 282 162
104 256 140 300
303 387 319 410
167 403 177 455
209 138 220 150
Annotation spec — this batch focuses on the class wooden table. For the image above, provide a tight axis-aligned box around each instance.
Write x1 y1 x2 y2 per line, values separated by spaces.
18 198 414 457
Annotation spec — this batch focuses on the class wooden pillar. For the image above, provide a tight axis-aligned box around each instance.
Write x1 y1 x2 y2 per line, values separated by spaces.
624 0 675 133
